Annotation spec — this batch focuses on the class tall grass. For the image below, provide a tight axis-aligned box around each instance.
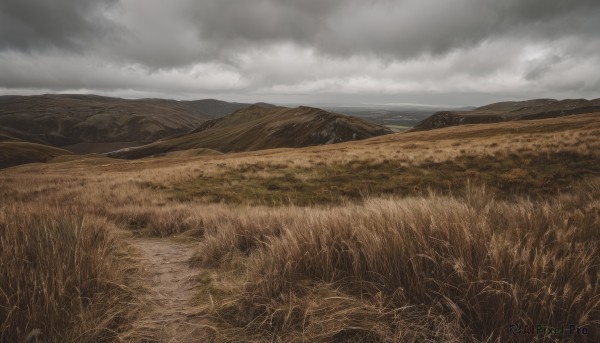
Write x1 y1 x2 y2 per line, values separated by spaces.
0 205 132 342
196 185 600 342
2 178 598 341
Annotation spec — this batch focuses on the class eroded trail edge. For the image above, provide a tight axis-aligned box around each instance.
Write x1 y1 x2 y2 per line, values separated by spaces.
127 238 205 342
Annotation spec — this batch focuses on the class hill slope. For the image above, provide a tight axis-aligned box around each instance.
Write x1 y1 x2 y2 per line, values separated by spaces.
0 141 72 169
0 94 270 151
180 99 275 117
1 110 599 342
412 98 600 131
109 105 393 159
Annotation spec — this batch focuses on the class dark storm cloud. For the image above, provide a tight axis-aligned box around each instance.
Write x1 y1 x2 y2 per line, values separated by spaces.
3 0 598 66
184 0 600 60
0 0 599 103
502 0 599 23
0 0 117 52
2 0 600 61
189 0 342 45
525 54 563 81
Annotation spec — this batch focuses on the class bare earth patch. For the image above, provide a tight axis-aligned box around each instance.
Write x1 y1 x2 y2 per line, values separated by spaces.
127 238 206 342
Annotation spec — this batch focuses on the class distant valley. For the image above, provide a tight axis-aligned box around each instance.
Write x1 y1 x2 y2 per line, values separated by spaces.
321 105 470 130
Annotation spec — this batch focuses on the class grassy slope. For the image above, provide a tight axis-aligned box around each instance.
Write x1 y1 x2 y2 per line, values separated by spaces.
0 95 273 153
110 105 392 159
165 112 600 205
0 141 73 169
0 94 211 147
0 112 598 342
412 98 600 131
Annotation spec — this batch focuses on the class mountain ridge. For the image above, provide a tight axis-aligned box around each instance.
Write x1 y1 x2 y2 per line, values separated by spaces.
108 105 393 159
412 98 600 131
0 94 273 152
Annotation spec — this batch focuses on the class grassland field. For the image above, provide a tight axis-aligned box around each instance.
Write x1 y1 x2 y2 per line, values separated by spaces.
1 113 599 342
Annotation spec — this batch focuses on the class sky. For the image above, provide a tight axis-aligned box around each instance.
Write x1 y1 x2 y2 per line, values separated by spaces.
0 0 599 106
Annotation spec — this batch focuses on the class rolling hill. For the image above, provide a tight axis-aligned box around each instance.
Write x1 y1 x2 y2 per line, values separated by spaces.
0 94 270 153
412 98 600 131
108 105 393 159
0 141 73 169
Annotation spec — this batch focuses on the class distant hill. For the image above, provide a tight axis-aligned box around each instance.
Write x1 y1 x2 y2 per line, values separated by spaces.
412 98 600 131
0 141 72 169
181 99 275 118
320 105 473 129
0 94 272 152
109 105 393 159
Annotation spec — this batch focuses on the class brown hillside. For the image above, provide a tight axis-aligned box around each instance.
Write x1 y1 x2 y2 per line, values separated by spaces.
412 97 600 131
0 141 72 169
0 94 272 152
0 94 205 146
109 105 392 159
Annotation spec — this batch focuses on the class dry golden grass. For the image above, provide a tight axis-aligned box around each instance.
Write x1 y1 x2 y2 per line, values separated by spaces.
0 205 134 342
0 112 599 341
191 184 599 342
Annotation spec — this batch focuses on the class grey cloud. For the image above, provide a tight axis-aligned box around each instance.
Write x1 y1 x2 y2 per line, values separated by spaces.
500 0 599 23
188 0 343 45
0 0 117 52
0 0 599 105
180 0 600 61
98 1 203 69
5 0 597 69
525 54 563 81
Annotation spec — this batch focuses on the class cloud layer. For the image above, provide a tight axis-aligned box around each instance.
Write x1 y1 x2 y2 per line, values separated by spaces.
1 0 599 105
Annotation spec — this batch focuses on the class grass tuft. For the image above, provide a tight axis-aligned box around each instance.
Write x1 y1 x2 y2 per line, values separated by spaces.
0 205 133 342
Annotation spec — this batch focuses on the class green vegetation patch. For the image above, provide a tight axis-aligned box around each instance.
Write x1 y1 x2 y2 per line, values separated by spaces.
170 151 600 206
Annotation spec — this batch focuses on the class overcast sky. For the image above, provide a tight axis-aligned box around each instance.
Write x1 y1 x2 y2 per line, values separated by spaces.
1 0 599 106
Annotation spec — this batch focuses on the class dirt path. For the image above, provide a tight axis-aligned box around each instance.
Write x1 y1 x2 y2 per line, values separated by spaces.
126 238 207 342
